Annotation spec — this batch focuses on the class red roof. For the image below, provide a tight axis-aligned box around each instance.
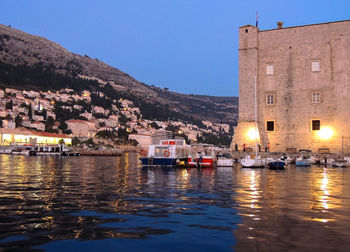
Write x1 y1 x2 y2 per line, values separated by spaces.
28 130 70 138
67 119 87 123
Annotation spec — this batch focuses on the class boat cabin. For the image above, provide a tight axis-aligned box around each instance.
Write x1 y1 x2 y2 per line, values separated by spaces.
147 139 190 159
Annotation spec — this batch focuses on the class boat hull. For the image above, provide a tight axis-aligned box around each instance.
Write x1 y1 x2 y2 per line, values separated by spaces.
295 160 311 166
187 157 215 168
217 159 234 167
140 157 186 166
240 158 265 168
332 161 347 167
268 161 285 169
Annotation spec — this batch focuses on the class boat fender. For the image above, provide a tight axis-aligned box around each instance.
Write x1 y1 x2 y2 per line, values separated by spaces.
164 150 170 157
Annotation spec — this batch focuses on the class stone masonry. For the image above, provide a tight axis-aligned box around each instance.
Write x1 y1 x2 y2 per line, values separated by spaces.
231 20 350 153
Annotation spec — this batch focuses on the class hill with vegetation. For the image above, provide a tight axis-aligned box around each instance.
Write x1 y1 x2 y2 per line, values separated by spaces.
0 24 238 141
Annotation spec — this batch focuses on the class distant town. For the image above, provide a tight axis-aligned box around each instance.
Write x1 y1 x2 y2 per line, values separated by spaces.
0 88 231 148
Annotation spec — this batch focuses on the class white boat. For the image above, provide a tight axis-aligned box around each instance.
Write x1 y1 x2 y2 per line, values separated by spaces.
295 156 311 166
286 156 295 164
319 158 334 165
332 159 348 167
217 153 234 167
279 155 294 164
295 149 312 166
0 148 12 154
11 146 36 156
240 155 266 168
35 145 65 155
140 139 191 166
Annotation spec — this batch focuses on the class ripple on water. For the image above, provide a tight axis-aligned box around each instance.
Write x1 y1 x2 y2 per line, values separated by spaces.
1 155 350 251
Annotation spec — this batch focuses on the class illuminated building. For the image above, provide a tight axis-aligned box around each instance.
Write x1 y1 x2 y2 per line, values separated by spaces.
0 128 71 145
232 20 350 153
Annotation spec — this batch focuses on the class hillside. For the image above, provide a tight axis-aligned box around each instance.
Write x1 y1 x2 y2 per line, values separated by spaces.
0 24 238 125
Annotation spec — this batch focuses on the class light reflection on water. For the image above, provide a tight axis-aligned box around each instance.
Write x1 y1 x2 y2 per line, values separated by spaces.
1 154 350 251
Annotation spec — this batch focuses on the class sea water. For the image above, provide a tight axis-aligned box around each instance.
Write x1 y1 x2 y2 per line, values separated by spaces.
1 153 350 251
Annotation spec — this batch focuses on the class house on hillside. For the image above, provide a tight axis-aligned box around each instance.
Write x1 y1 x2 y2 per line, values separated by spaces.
66 119 95 138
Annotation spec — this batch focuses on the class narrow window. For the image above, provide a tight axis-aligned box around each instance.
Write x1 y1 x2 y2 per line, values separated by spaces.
311 92 321 103
266 65 274 75
266 94 275 105
312 120 320 131
311 61 320 72
266 121 275 131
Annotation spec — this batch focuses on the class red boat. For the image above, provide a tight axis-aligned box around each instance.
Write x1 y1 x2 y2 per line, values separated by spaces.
187 144 217 168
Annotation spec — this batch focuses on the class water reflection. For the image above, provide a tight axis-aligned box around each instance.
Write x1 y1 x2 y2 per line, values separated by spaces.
309 168 344 224
233 165 350 251
0 154 238 251
2 155 350 251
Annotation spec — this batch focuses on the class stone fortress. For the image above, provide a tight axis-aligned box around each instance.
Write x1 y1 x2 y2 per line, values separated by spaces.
231 20 350 153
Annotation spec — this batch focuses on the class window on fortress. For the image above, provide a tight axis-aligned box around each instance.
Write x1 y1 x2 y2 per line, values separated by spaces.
311 92 321 103
266 94 274 105
311 61 320 72
266 65 274 75
312 120 320 131
266 121 275 131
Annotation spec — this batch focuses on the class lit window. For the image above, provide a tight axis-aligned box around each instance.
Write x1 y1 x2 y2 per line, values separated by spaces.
266 121 275 131
266 65 274 75
312 120 320 131
266 94 275 105
311 61 320 72
311 92 321 103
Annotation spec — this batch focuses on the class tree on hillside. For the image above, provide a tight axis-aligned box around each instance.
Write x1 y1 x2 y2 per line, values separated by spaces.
148 122 161 129
45 116 55 132
96 130 117 139
118 128 129 141
5 100 12 110
28 103 33 121
58 120 68 131
72 137 80 146
14 115 22 127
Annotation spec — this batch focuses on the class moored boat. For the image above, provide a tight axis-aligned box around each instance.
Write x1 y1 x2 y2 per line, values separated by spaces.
187 144 217 168
332 159 348 167
295 157 311 166
217 153 235 167
295 149 312 166
10 146 36 156
140 139 190 167
6 144 76 156
268 159 285 169
240 155 266 168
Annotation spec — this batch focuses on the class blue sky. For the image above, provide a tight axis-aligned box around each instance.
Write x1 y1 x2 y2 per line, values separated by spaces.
0 0 349 96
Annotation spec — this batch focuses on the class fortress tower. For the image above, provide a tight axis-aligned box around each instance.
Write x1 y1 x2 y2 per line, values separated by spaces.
231 20 350 153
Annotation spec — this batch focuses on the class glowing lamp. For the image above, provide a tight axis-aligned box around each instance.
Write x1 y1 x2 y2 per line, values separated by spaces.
246 127 260 141
317 127 334 140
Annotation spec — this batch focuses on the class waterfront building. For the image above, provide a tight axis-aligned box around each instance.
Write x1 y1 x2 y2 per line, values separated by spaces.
232 20 350 153
0 128 71 145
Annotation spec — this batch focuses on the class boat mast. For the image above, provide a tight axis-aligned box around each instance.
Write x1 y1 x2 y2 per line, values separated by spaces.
254 73 258 157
